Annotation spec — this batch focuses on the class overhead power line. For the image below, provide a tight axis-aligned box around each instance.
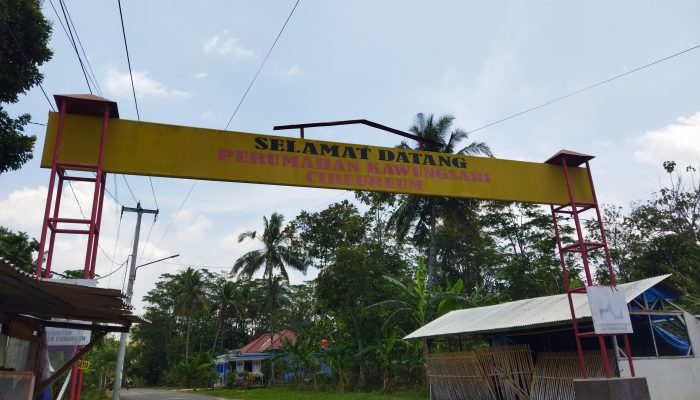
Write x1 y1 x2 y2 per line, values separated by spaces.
154 1 302 257
116 0 140 120
467 43 700 135
61 0 102 96
66 181 121 265
122 174 138 204
52 0 93 94
224 0 301 130
116 0 160 216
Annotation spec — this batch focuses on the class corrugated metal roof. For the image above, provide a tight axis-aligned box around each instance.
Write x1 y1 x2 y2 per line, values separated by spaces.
0 258 142 329
404 275 670 340
240 329 297 353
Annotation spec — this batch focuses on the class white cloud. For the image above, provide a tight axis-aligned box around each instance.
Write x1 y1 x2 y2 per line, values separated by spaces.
105 68 190 100
194 72 208 79
203 34 255 58
633 112 700 165
172 208 213 242
284 65 304 77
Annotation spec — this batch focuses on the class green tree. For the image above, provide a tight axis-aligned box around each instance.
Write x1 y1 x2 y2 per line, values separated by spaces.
164 352 217 388
631 161 699 243
0 226 38 273
276 331 322 389
174 267 209 360
233 212 307 384
292 200 369 268
211 278 243 354
389 113 492 288
83 337 119 396
0 0 53 174
483 202 575 299
316 242 407 388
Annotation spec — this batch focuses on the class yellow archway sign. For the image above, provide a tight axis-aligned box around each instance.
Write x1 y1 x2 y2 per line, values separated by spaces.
41 112 593 205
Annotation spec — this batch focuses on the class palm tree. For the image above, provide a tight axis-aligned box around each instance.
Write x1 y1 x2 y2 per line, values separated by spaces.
211 279 243 354
232 212 307 383
173 267 208 360
389 113 492 288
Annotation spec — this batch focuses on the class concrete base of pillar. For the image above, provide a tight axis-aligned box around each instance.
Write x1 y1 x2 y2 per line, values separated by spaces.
573 377 651 400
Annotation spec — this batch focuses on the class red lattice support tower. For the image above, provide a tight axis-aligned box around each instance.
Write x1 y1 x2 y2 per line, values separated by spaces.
34 94 118 400
546 150 635 379
35 94 118 279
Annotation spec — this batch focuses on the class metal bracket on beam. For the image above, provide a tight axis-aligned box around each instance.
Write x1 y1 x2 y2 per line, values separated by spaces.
274 119 441 147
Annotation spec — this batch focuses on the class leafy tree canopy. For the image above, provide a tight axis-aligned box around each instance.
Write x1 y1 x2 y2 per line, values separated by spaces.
0 0 53 103
0 0 53 174
0 225 38 273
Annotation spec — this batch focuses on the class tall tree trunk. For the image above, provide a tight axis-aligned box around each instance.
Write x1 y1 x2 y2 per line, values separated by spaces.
186 317 191 360
212 315 222 355
268 271 275 386
428 201 438 289
351 314 367 389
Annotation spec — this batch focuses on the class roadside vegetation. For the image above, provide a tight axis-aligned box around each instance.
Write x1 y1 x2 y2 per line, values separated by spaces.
3 115 698 397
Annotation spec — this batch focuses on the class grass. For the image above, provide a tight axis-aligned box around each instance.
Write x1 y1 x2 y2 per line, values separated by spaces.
204 387 427 400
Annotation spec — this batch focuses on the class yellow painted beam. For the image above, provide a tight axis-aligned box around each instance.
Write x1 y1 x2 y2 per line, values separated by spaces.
41 112 593 205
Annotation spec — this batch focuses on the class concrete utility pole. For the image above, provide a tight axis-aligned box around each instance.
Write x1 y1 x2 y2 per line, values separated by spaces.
113 202 157 400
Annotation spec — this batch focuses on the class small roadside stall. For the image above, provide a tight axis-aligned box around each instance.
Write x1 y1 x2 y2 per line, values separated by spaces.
0 258 141 399
405 274 700 400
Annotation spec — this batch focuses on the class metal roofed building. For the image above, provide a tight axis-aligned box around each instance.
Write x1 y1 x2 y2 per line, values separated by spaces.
405 274 700 400
0 258 143 398
405 275 670 340
214 330 297 387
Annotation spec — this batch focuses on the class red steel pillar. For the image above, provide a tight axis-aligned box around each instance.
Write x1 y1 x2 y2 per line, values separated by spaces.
35 94 118 278
35 94 119 399
547 150 635 379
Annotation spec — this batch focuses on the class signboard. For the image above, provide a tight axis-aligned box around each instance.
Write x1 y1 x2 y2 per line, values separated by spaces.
77 360 90 371
41 112 594 205
45 323 91 347
44 279 94 347
587 286 633 334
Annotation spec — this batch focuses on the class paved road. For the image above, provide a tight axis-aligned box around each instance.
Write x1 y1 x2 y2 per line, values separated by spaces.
118 388 234 400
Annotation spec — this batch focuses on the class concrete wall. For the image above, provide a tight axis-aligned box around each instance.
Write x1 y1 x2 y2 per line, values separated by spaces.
619 311 700 400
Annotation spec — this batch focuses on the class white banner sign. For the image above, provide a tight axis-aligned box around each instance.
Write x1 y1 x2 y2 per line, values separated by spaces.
44 278 96 347
45 324 91 346
587 286 633 334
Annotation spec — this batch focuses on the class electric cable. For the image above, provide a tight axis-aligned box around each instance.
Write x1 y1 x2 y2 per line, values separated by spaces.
466 43 700 135
54 0 93 94
148 178 159 209
115 0 161 218
119 228 135 291
149 180 197 261
224 0 301 130
122 175 138 204
149 1 302 259
106 211 123 287
60 0 102 96
136 215 156 266
66 180 121 265
116 0 140 120
100 257 130 281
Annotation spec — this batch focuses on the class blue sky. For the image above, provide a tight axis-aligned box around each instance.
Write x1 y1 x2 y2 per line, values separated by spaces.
2 1 699 310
